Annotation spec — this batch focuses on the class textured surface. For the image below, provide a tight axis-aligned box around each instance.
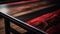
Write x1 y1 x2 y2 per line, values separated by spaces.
0 1 60 34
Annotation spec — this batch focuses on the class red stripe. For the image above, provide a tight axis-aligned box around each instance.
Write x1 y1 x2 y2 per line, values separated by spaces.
27 9 60 26
26 9 60 34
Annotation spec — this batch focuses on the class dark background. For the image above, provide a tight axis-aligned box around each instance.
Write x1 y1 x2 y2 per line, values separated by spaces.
0 0 60 4
0 0 23 4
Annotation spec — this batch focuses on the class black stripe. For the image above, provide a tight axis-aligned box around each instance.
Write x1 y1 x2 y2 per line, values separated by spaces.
16 5 60 22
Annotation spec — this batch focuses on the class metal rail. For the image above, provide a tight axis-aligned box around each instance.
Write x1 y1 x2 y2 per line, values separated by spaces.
0 12 47 34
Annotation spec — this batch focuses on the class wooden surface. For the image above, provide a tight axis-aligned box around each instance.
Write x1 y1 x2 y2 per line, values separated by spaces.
0 19 5 34
0 1 54 34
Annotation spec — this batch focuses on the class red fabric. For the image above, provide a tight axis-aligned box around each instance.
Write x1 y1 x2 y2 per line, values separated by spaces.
26 9 60 34
46 27 56 34
27 9 60 26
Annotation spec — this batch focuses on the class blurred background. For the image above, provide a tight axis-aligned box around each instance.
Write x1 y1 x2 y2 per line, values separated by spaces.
0 0 60 34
